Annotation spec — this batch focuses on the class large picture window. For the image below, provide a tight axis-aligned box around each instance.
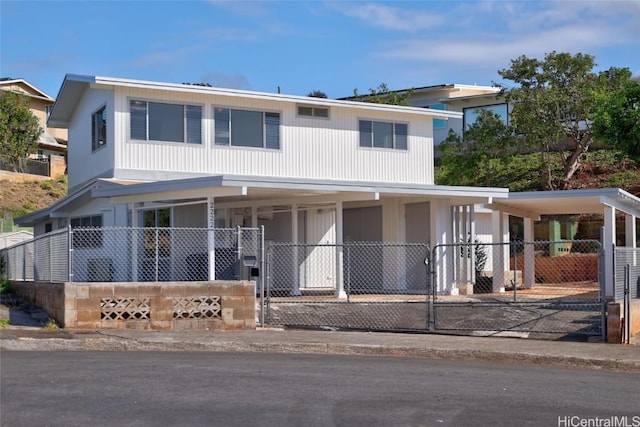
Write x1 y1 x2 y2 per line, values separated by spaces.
359 120 408 150
215 107 280 149
91 106 106 151
130 100 202 144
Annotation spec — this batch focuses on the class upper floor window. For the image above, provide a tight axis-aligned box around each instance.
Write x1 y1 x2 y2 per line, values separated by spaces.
45 105 53 121
92 105 107 151
359 120 408 150
130 100 202 144
428 104 447 129
214 108 280 149
297 105 329 118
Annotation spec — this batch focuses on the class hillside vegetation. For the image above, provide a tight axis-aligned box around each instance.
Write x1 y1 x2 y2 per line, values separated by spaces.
0 175 67 222
436 149 640 195
1 149 640 227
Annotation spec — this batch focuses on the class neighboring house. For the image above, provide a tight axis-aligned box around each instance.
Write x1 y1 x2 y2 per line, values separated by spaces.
0 78 68 178
0 230 33 250
15 74 509 294
341 84 502 147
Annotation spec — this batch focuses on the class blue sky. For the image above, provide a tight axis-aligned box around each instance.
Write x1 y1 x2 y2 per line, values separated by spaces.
2 0 639 99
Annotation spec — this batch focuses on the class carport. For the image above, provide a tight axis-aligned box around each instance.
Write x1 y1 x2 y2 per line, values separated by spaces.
487 188 640 297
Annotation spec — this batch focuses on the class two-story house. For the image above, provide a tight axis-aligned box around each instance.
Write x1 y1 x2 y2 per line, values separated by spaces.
0 78 68 178
15 74 510 293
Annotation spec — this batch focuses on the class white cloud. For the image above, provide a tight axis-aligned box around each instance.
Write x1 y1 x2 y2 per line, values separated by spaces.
329 2 443 32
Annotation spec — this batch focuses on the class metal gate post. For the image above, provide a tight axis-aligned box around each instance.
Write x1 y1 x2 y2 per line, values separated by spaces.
260 225 265 328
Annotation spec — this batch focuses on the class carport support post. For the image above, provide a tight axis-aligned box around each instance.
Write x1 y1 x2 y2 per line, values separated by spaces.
291 204 301 296
335 201 346 298
207 197 216 281
603 205 616 298
491 210 507 293
523 217 535 288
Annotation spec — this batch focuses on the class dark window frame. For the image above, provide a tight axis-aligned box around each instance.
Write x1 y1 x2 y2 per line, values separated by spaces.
358 120 408 151
129 99 202 144
91 105 107 152
214 107 280 150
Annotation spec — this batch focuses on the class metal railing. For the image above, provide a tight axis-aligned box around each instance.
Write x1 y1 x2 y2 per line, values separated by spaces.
1 226 264 283
431 240 604 336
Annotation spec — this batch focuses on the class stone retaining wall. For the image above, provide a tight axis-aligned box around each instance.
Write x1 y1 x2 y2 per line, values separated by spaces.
12 281 256 330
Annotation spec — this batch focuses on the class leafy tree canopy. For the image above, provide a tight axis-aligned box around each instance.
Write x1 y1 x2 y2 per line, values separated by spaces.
593 77 640 159
439 109 517 187
351 83 414 106
307 90 327 98
0 91 42 168
498 51 631 189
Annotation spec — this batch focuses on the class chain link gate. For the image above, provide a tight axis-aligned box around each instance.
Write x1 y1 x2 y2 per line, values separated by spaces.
263 242 431 332
431 239 605 337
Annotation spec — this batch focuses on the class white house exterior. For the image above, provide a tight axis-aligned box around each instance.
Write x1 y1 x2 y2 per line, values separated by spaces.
16 74 512 295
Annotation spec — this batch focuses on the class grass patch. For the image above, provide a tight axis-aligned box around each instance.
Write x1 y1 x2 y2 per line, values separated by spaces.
0 319 10 328
42 318 59 329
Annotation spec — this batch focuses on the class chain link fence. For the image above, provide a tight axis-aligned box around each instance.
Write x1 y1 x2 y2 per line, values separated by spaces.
614 247 640 344
1 226 264 284
432 240 604 336
264 242 431 331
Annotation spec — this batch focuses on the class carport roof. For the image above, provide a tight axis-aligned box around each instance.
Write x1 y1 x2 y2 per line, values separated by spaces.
488 188 640 219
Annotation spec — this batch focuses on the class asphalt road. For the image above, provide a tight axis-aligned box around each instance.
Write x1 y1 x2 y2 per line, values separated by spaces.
1 351 639 427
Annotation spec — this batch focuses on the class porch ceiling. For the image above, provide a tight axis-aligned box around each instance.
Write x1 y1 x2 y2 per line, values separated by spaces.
487 188 640 219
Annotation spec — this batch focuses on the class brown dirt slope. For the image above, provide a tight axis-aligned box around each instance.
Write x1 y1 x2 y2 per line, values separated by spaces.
0 177 67 220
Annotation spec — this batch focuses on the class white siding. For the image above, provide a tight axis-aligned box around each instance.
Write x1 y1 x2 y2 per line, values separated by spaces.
67 89 115 191
110 87 435 185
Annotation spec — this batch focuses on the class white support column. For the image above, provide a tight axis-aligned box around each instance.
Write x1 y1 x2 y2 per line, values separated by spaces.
491 210 506 293
207 197 216 281
335 201 346 298
430 199 454 294
131 202 139 282
291 204 301 296
625 214 636 248
251 206 258 228
603 205 616 298
523 217 535 288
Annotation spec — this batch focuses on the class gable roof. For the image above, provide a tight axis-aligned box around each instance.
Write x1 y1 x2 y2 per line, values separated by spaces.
47 74 463 128
0 78 54 102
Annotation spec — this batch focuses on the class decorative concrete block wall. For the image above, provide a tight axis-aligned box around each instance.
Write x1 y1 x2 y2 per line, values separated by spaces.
12 281 256 330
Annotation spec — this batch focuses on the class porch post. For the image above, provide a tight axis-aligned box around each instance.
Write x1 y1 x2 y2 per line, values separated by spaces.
625 215 636 248
430 199 454 294
335 201 346 298
291 204 300 296
251 206 258 228
603 205 616 298
207 197 216 281
131 203 139 282
523 217 535 288
491 210 506 293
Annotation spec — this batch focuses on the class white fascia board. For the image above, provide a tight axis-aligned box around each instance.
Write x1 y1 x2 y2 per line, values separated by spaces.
91 75 462 120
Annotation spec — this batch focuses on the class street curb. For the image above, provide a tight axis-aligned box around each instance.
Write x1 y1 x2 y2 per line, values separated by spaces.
2 336 639 373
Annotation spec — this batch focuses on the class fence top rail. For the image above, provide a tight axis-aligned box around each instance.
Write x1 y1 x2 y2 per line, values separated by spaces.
432 239 601 250
268 241 430 248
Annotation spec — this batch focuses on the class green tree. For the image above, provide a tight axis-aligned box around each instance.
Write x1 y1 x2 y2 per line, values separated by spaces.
0 91 42 171
307 90 327 98
498 51 629 189
593 77 640 158
351 83 414 106
439 109 516 186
